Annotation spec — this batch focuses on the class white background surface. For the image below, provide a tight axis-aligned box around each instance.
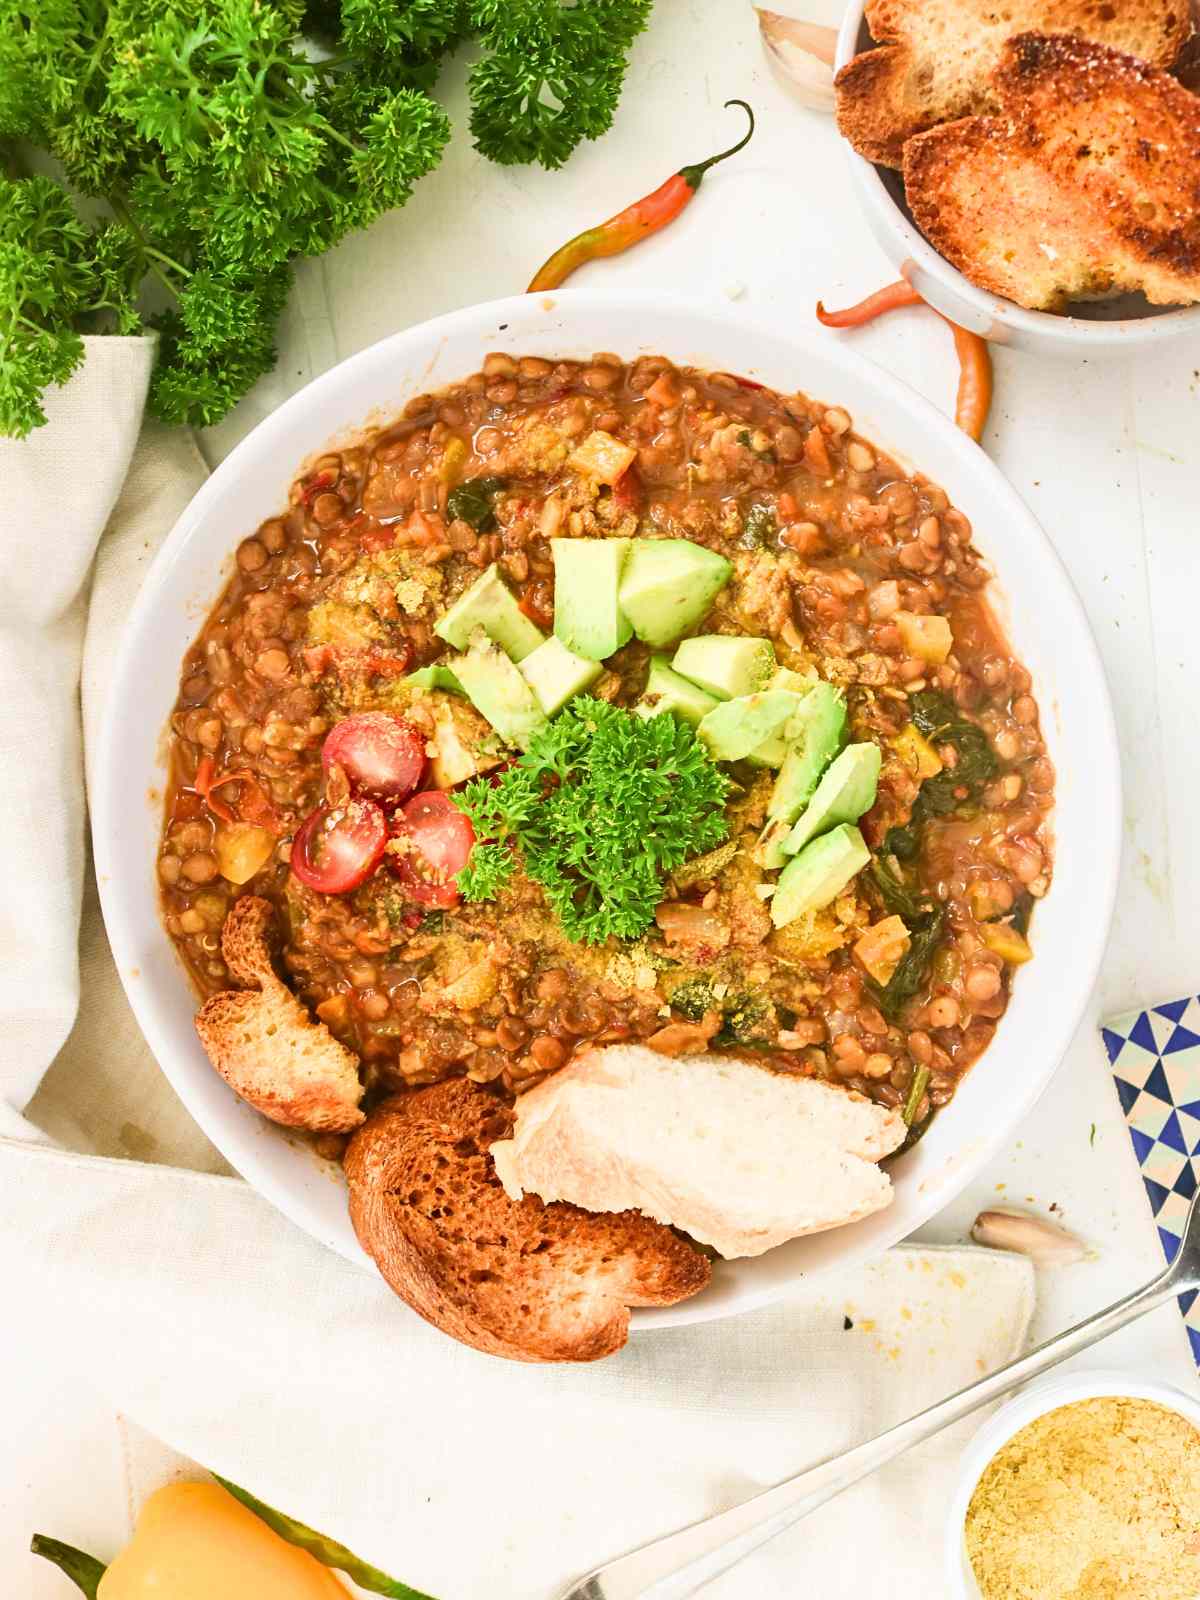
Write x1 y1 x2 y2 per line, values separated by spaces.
6 1 1199 1592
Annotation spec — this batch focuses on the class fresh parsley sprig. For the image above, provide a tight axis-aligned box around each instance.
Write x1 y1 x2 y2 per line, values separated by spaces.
455 701 729 944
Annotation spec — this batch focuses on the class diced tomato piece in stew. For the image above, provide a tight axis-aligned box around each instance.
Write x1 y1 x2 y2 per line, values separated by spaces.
290 798 388 895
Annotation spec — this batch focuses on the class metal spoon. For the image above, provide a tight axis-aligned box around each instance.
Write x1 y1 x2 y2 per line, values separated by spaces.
558 1187 1200 1600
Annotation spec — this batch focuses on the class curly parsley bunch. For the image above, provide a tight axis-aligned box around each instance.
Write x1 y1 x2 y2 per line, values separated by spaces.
457 701 730 945
0 0 652 437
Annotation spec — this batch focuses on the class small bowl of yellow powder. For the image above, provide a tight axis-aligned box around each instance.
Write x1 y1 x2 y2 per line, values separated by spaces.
946 1371 1200 1600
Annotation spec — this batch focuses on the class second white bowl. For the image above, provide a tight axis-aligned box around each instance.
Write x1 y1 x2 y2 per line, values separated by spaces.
835 5 1200 354
945 1368 1200 1597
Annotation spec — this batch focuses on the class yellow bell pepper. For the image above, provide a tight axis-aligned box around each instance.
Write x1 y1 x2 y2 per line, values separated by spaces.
895 610 953 665
981 922 1034 965
438 434 468 485
853 914 912 987
891 721 944 781
98 1483 349 1598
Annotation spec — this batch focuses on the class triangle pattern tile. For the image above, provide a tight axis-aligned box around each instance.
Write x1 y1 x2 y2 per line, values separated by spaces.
1103 995 1200 1373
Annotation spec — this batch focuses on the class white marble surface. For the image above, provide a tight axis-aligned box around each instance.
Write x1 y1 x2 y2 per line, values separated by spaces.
6 1 1200 1591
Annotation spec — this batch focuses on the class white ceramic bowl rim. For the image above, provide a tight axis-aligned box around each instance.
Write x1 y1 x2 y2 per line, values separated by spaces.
834 5 1200 349
92 289 1122 1330
944 1368 1200 1597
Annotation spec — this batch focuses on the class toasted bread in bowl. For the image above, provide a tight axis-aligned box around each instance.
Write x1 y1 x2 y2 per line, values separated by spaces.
345 1079 710 1362
491 1044 907 1260
904 33 1200 312
835 0 1191 167
835 4 1200 349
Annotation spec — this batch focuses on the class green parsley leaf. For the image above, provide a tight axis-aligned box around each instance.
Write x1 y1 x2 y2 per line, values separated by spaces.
446 476 506 531
467 0 653 168
456 840 515 902
456 701 729 943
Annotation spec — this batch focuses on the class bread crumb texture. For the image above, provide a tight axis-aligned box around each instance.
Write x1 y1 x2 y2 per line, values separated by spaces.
965 1396 1200 1600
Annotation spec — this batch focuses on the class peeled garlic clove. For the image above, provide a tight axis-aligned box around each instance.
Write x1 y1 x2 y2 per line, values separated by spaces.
972 1208 1087 1266
757 10 839 112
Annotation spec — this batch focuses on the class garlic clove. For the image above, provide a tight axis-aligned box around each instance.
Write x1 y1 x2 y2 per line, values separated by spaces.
971 1208 1087 1266
757 10 839 113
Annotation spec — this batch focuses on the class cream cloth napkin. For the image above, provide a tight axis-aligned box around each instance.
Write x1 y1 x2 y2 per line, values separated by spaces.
2 1137 1034 1598
3 339 1035 1598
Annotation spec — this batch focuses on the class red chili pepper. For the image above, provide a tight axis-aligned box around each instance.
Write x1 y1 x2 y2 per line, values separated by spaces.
193 756 281 833
816 281 923 327
299 469 336 508
815 280 995 443
527 100 755 292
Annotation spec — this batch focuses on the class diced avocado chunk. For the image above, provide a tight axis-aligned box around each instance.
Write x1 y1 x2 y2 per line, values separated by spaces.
782 742 882 856
697 690 807 764
434 564 545 662
768 666 816 695
755 683 847 867
743 668 819 766
551 537 632 661
636 656 719 728
406 664 465 696
452 631 548 750
745 734 789 770
770 824 870 929
618 538 732 649
671 635 775 701
518 634 602 715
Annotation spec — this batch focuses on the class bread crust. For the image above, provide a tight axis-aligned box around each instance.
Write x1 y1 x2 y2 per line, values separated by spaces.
194 896 365 1133
904 32 1200 309
344 1080 710 1362
836 0 1193 166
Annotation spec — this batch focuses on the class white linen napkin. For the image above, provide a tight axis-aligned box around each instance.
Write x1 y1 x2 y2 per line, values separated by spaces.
3 1136 1033 1598
0 337 154 1139
3 338 1036 1598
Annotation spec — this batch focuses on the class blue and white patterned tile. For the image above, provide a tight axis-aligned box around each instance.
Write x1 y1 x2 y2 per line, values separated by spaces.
1103 995 1200 1369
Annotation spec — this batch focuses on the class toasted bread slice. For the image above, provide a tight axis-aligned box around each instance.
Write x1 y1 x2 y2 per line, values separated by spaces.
194 896 365 1133
836 0 1192 166
904 33 1200 309
490 1044 906 1260
345 1080 710 1362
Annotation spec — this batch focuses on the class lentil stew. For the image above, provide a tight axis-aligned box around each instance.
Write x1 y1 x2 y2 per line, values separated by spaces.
159 351 1054 1150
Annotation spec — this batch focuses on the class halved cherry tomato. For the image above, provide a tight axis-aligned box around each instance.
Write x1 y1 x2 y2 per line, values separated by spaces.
290 798 387 895
387 790 475 908
322 713 427 804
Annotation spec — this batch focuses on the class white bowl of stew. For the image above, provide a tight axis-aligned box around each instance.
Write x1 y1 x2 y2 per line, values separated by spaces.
92 291 1120 1328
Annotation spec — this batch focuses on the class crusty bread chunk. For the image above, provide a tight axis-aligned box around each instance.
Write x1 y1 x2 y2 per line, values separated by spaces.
836 0 1191 166
194 896 365 1133
490 1044 906 1260
345 1080 710 1362
904 33 1200 310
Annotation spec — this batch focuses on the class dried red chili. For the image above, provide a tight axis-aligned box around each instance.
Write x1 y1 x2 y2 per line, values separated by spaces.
816 279 995 443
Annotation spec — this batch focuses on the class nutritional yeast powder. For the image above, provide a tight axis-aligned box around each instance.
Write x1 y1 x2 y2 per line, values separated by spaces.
964 1395 1200 1600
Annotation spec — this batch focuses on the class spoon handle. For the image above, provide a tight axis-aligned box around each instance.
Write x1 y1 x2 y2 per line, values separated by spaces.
561 1262 1191 1600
